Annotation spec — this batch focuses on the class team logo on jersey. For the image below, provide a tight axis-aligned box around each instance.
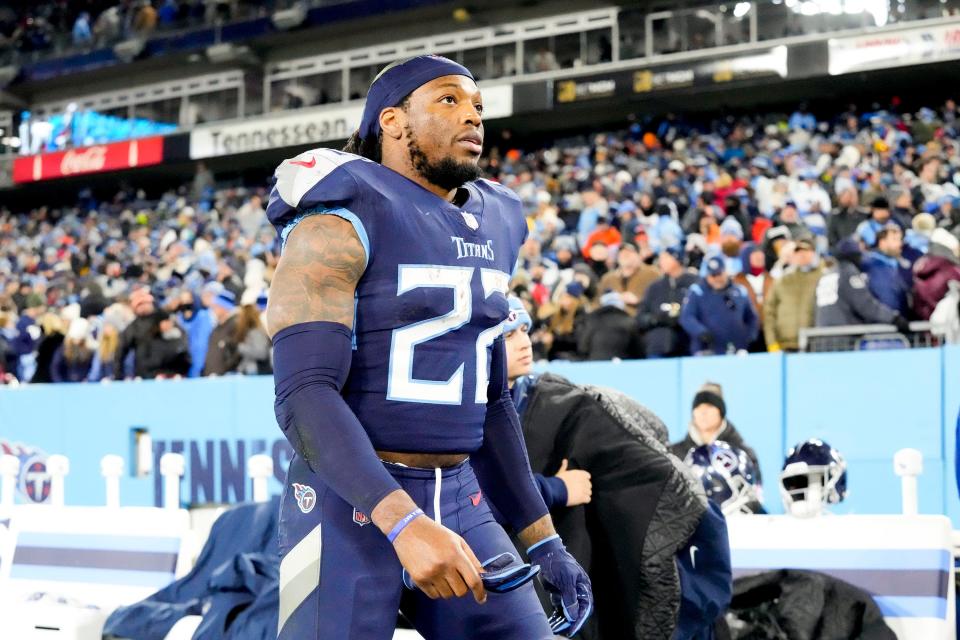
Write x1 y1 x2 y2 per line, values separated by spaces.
292 483 317 514
469 491 483 507
352 508 371 526
460 211 479 230
0 440 51 504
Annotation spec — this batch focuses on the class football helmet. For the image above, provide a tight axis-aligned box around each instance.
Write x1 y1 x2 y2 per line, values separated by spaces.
780 438 847 518
684 441 761 516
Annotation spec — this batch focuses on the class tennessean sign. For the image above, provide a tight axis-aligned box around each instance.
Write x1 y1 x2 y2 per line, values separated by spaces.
189 83 513 160
12 136 164 184
189 104 363 160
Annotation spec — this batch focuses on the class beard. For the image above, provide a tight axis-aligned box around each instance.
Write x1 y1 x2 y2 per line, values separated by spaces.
406 127 482 191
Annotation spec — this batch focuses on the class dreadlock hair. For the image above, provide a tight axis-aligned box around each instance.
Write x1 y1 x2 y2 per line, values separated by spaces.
342 56 418 162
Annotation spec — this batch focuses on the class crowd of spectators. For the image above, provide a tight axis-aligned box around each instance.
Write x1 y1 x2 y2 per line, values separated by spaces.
2 100 960 384
0 0 270 58
0 163 274 384
485 100 960 360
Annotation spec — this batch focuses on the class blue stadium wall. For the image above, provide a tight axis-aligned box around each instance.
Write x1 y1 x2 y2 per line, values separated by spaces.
1 346 958 524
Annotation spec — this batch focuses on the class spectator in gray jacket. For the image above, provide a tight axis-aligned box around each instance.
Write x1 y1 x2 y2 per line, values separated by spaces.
815 239 910 332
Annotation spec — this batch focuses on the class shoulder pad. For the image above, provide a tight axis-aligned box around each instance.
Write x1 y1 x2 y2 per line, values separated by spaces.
273 148 367 209
477 178 521 204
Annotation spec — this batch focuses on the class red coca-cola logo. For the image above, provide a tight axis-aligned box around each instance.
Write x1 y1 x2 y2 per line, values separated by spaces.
60 146 108 175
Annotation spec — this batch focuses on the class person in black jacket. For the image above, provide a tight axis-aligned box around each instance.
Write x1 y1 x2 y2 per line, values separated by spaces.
637 247 698 357
578 291 641 360
669 384 762 485
114 287 191 379
505 297 729 640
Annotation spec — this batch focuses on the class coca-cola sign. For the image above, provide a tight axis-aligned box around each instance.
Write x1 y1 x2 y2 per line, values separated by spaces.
13 136 165 184
60 146 108 175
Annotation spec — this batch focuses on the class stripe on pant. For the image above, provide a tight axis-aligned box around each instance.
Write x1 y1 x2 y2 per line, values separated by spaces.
278 523 322 634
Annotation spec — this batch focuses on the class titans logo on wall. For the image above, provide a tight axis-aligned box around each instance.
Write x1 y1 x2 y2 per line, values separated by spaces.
0 440 52 504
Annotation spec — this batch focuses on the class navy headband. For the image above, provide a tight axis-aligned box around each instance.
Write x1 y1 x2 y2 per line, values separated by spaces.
358 55 474 142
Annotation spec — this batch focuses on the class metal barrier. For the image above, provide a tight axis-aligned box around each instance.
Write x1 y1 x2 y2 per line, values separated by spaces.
799 322 937 353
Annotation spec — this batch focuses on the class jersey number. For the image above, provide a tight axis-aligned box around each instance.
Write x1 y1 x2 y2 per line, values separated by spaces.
386 265 509 405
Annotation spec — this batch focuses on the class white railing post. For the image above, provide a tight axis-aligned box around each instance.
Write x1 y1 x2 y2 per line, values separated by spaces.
160 453 186 511
893 448 923 515
0 454 20 508
100 455 124 508
248 454 273 503
46 454 69 507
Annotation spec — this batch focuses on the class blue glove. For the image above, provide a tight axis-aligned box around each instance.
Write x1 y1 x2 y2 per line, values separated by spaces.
477 552 541 594
527 535 592 637
403 552 540 594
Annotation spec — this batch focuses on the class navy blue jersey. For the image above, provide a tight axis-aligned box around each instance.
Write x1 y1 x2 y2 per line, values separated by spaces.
267 148 527 453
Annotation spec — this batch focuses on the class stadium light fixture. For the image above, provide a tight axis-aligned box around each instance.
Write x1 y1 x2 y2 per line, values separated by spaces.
272 3 307 31
733 2 752 18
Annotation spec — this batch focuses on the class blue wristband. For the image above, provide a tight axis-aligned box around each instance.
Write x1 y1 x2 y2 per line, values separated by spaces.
387 508 424 543
526 534 561 555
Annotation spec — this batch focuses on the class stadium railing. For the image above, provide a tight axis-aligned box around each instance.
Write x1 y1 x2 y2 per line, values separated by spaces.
799 322 938 353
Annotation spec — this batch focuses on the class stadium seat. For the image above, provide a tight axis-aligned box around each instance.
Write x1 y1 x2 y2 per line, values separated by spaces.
728 514 956 640
0 504 192 639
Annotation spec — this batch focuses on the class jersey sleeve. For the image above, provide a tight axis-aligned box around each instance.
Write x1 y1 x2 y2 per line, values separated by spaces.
266 149 373 262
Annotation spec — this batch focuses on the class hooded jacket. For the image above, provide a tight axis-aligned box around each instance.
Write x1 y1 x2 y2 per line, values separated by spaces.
514 373 719 640
913 243 960 320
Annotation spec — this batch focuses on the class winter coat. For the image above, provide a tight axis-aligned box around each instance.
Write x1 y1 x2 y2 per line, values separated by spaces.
578 305 642 360
237 328 272 375
30 333 64 383
203 315 241 376
114 314 158 379
547 308 586 361
733 271 774 329
669 419 763 485
179 307 216 378
861 250 912 317
913 247 960 320
827 207 868 249
104 499 280 640
723 570 895 640
50 345 93 383
599 265 660 316
680 280 758 354
637 273 699 357
764 265 822 350
513 373 715 640
815 260 898 327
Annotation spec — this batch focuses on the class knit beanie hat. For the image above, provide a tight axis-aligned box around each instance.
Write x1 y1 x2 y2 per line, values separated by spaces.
692 390 726 419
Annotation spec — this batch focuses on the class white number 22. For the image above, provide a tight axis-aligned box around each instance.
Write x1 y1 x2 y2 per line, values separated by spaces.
386 265 509 405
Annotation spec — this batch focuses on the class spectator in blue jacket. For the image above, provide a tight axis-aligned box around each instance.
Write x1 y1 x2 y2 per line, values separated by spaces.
12 293 45 381
862 224 912 317
178 283 219 378
680 256 759 355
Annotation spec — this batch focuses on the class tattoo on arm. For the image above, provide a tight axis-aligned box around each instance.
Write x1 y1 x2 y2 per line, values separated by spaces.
517 514 558 550
266 215 366 337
